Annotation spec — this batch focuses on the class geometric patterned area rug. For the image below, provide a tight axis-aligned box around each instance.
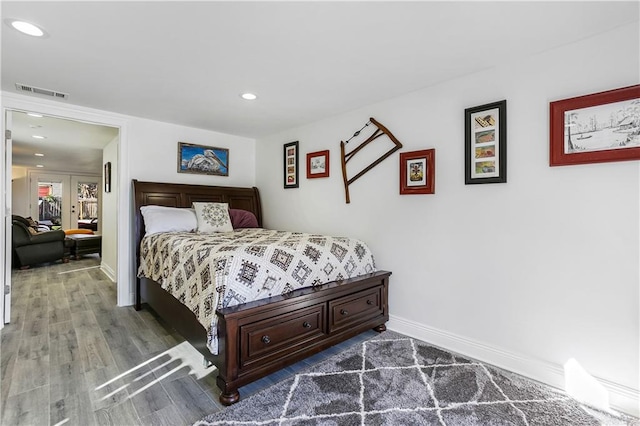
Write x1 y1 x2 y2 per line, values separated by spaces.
195 331 637 426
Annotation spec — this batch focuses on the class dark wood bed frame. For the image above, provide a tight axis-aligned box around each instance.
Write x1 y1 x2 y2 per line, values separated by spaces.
133 180 390 405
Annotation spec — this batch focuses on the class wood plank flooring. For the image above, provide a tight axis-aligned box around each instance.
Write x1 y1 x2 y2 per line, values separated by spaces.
0 256 376 426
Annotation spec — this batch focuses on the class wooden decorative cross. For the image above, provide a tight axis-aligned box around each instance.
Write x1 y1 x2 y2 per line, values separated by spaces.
340 117 403 203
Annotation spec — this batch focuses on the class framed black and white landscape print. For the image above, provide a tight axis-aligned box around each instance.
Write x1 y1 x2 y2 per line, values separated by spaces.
550 85 640 166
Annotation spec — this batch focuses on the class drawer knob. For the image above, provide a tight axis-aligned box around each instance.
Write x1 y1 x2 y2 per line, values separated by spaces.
366 299 373 305
340 309 348 316
261 335 271 344
303 321 311 328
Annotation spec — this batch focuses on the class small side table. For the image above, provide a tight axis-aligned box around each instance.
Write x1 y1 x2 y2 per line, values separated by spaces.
66 233 102 259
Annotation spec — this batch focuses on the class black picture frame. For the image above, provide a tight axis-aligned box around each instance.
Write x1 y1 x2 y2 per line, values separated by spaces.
104 162 111 193
465 100 507 184
284 141 299 188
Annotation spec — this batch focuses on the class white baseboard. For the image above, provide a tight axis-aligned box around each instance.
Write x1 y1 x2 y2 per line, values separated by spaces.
100 262 116 283
387 314 639 418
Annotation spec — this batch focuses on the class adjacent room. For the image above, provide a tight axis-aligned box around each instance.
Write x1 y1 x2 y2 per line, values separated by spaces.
0 2 638 425
10 112 118 272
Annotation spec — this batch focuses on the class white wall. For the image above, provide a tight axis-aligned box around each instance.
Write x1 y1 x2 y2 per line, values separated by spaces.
11 166 28 217
125 116 256 303
127 118 255 187
255 23 639 415
101 135 118 281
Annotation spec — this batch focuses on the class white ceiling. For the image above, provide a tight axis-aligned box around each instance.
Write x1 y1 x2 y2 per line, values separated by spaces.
2 1 639 171
10 111 118 173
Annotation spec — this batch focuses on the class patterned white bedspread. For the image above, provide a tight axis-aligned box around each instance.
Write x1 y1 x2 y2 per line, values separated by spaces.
138 228 376 355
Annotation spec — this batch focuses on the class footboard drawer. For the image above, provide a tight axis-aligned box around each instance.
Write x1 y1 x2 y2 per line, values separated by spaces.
328 285 384 333
240 304 327 367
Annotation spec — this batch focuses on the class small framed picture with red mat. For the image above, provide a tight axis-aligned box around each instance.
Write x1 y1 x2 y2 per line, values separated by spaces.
399 149 435 195
306 150 329 179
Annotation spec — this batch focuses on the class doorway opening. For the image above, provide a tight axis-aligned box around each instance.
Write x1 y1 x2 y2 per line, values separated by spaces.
5 108 120 325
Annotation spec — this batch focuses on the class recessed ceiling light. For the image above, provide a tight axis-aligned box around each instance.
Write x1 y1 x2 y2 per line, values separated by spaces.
241 93 257 101
34 153 44 157
32 135 46 139
8 20 45 37
36 164 44 168
27 112 43 118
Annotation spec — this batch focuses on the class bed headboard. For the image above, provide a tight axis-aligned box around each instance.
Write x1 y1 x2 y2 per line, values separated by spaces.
133 179 263 236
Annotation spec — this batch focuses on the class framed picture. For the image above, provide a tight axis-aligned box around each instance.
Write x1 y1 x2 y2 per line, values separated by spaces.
306 150 330 178
465 100 507 184
399 149 435 195
177 142 229 176
549 85 640 166
284 141 299 188
104 162 111 193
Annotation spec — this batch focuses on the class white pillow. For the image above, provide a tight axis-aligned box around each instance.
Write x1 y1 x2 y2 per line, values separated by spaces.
192 202 233 233
140 205 197 235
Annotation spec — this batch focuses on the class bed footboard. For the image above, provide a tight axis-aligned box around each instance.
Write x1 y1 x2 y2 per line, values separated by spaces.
215 270 390 405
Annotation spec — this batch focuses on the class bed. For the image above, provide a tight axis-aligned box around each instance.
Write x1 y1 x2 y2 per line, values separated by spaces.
133 180 390 405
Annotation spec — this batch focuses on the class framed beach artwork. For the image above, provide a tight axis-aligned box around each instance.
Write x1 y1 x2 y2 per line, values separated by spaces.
306 150 329 179
284 141 299 188
549 85 640 166
177 142 229 176
465 100 507 184
399 149 435 195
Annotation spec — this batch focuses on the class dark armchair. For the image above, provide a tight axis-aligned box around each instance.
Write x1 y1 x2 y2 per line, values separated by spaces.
12 215 69 269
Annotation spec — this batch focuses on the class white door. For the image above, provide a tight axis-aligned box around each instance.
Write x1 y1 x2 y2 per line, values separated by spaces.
70 175 101 232
30 173 72 230
4 111 13 324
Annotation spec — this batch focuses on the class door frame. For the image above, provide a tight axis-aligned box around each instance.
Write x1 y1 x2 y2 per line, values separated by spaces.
1 92 131 327
3 110 13 324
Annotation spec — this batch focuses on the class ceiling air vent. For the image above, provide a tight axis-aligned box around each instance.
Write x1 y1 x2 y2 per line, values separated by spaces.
15 83 69 100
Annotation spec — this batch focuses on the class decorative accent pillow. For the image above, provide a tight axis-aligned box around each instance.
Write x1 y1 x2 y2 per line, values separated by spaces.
18 216 42 233
65 229 94 235
140 205 197 235
193 202 233 233
229 209 259 229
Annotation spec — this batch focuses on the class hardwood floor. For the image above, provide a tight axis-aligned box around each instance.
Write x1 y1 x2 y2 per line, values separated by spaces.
0 256 376 426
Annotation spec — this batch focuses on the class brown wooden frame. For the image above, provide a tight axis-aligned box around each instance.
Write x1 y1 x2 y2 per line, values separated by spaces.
132 180 390 405
306 149 330 178
549 85 640 166
399 149 435 195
